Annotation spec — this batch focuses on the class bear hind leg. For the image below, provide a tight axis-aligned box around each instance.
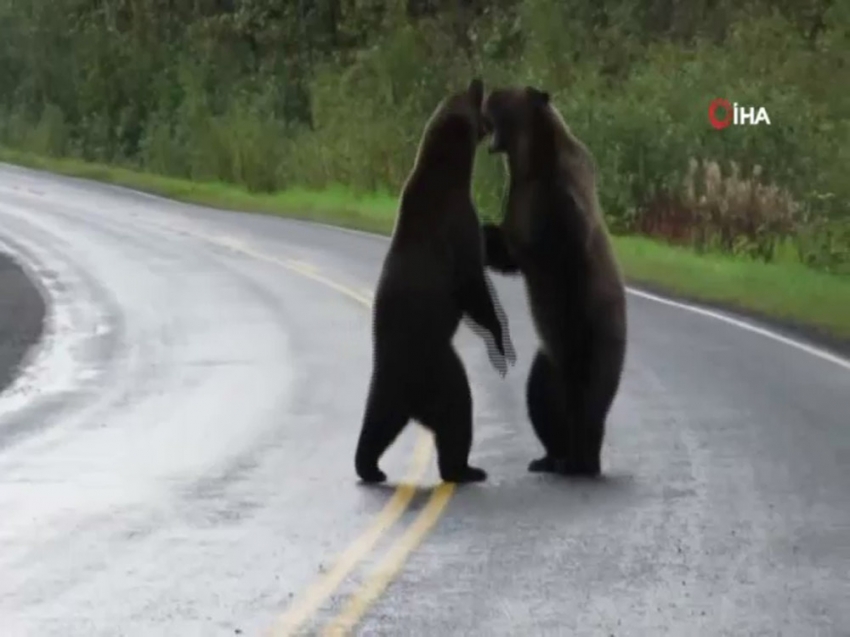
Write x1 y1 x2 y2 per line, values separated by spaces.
354 368 410 484
414 349 486 484
573 335 627 477
525 349 575 474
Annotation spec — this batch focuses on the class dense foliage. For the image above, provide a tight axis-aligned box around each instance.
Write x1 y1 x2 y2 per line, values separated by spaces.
1 0 847 271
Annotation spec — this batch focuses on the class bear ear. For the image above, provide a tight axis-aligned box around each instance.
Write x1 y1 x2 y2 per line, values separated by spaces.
469 77 484 108
527 86 550 105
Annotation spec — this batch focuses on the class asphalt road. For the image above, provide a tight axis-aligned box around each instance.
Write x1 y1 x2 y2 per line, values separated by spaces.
0 163 848 637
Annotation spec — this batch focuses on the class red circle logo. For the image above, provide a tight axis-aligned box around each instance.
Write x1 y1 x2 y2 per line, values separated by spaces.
708 98 733 130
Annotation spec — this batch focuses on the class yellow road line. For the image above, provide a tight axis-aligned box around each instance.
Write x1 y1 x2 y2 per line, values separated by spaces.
284 258 319 274
269 433 434 637
322 483 457 636
169 227 441 634
280 258 371 306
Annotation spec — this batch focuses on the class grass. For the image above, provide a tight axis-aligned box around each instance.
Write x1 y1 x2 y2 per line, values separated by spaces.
2 145 849 343
616 237 850 340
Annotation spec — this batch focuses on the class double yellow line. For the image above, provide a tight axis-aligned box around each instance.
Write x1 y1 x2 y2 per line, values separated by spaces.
174 226 456 636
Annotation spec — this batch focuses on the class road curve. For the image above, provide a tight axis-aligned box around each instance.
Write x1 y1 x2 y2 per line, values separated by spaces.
0 163 848 637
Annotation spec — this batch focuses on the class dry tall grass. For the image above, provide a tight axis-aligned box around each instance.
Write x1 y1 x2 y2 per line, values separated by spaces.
637 159 801 261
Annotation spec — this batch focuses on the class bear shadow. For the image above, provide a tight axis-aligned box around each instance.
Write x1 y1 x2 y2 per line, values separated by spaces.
533 470 637 506
447 469 639 517
354 469 638 517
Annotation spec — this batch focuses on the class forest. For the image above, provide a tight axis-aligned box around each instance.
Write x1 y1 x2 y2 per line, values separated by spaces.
0 0 847 272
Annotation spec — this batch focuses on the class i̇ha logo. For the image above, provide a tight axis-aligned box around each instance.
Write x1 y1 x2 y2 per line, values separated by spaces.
708 98 771 130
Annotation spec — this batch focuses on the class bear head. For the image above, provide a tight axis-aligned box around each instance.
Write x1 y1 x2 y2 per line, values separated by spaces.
481 85 552 169
414 78 489 167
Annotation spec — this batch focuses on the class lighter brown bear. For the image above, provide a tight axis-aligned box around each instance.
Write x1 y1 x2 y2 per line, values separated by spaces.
481 85 627 476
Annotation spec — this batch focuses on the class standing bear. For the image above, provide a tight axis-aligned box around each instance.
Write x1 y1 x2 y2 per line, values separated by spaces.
354 78 515 485
480 85 627 477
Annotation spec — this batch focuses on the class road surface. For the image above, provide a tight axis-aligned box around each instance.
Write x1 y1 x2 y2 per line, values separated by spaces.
0 163 848 637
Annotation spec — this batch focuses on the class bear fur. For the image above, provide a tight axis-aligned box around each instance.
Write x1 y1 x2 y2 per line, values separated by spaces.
480 85 627 477
354 78 515 485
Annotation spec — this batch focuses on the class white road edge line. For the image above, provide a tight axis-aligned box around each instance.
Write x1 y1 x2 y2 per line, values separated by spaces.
626 287 850 372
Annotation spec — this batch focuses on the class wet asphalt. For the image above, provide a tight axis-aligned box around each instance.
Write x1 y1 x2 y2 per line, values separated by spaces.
0 163 848 637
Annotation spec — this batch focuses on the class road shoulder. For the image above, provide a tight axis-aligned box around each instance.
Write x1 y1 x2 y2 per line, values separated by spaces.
0 250 46 392
628 277 850 360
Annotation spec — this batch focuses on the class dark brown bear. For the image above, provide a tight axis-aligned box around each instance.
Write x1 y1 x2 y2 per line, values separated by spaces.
354 78 516 485
480 85 627 477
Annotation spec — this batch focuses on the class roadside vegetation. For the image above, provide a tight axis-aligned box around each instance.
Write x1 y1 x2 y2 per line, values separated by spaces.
0 0 848 339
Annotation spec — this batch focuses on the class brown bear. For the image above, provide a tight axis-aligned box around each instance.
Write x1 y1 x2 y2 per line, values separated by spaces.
480 85 627 477
354 78 516 485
